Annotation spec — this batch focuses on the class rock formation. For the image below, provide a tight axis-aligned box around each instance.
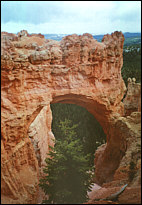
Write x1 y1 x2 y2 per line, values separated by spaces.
1 30 141 204
28 105 55 167
92 111 141 204
123 78 141 116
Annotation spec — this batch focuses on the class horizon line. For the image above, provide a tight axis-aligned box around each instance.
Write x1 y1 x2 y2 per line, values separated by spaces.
1 31 141 35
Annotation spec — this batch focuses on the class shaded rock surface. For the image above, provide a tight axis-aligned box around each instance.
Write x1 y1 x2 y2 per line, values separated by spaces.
91 111 141 204
86 184 141 204
123 78 141 116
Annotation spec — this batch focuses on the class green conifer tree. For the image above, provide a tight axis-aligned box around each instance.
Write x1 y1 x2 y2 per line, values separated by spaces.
39 119 94 204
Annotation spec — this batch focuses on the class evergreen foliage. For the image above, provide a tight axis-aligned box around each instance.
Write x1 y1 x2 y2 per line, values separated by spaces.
51 103 106 166
122 44 141 86
39 119 94 204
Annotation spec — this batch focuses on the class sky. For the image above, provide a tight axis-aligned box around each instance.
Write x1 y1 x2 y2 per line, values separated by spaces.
1 1 141 34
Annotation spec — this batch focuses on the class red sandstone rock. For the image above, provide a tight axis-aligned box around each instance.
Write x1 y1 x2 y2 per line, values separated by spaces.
118 186 141 204
113 112 141 184
86 185 141 204
123 78 141 116
28 105 55 167
95 111 141 185
1 30 140 204
1 31 18 41
17 30 30 37
30 33 44 38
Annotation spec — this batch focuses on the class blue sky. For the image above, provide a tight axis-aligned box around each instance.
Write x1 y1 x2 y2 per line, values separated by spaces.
1 1 141 34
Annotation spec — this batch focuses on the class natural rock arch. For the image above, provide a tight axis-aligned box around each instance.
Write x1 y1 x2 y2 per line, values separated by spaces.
1 30 127 204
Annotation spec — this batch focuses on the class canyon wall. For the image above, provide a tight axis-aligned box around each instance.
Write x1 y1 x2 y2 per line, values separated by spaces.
1 30 140 204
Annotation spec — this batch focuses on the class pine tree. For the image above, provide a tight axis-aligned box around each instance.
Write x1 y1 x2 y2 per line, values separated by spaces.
39 119 94 204
51 103 106 166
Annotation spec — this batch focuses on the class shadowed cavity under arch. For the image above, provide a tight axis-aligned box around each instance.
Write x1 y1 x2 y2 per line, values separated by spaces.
50 103 106 165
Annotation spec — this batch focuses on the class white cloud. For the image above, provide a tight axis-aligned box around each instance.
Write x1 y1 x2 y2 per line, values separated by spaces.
1 1 141 34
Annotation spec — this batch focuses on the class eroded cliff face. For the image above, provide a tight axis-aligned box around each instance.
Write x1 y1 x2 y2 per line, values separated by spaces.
28 105 55 168
1 30 140 204
90 111 141 204
92 81 141 204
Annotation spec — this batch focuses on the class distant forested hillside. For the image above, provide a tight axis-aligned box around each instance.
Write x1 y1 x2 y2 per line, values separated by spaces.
123 33 141 46
122 43 141 86
92 32 141 46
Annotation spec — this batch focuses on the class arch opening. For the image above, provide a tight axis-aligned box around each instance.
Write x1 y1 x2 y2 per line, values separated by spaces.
50 103 106 166
27 91 110 170
27 102 107 203
27 91 125 192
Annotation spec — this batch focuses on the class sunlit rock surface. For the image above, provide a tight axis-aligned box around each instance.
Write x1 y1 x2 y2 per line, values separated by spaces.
1 30 140 204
